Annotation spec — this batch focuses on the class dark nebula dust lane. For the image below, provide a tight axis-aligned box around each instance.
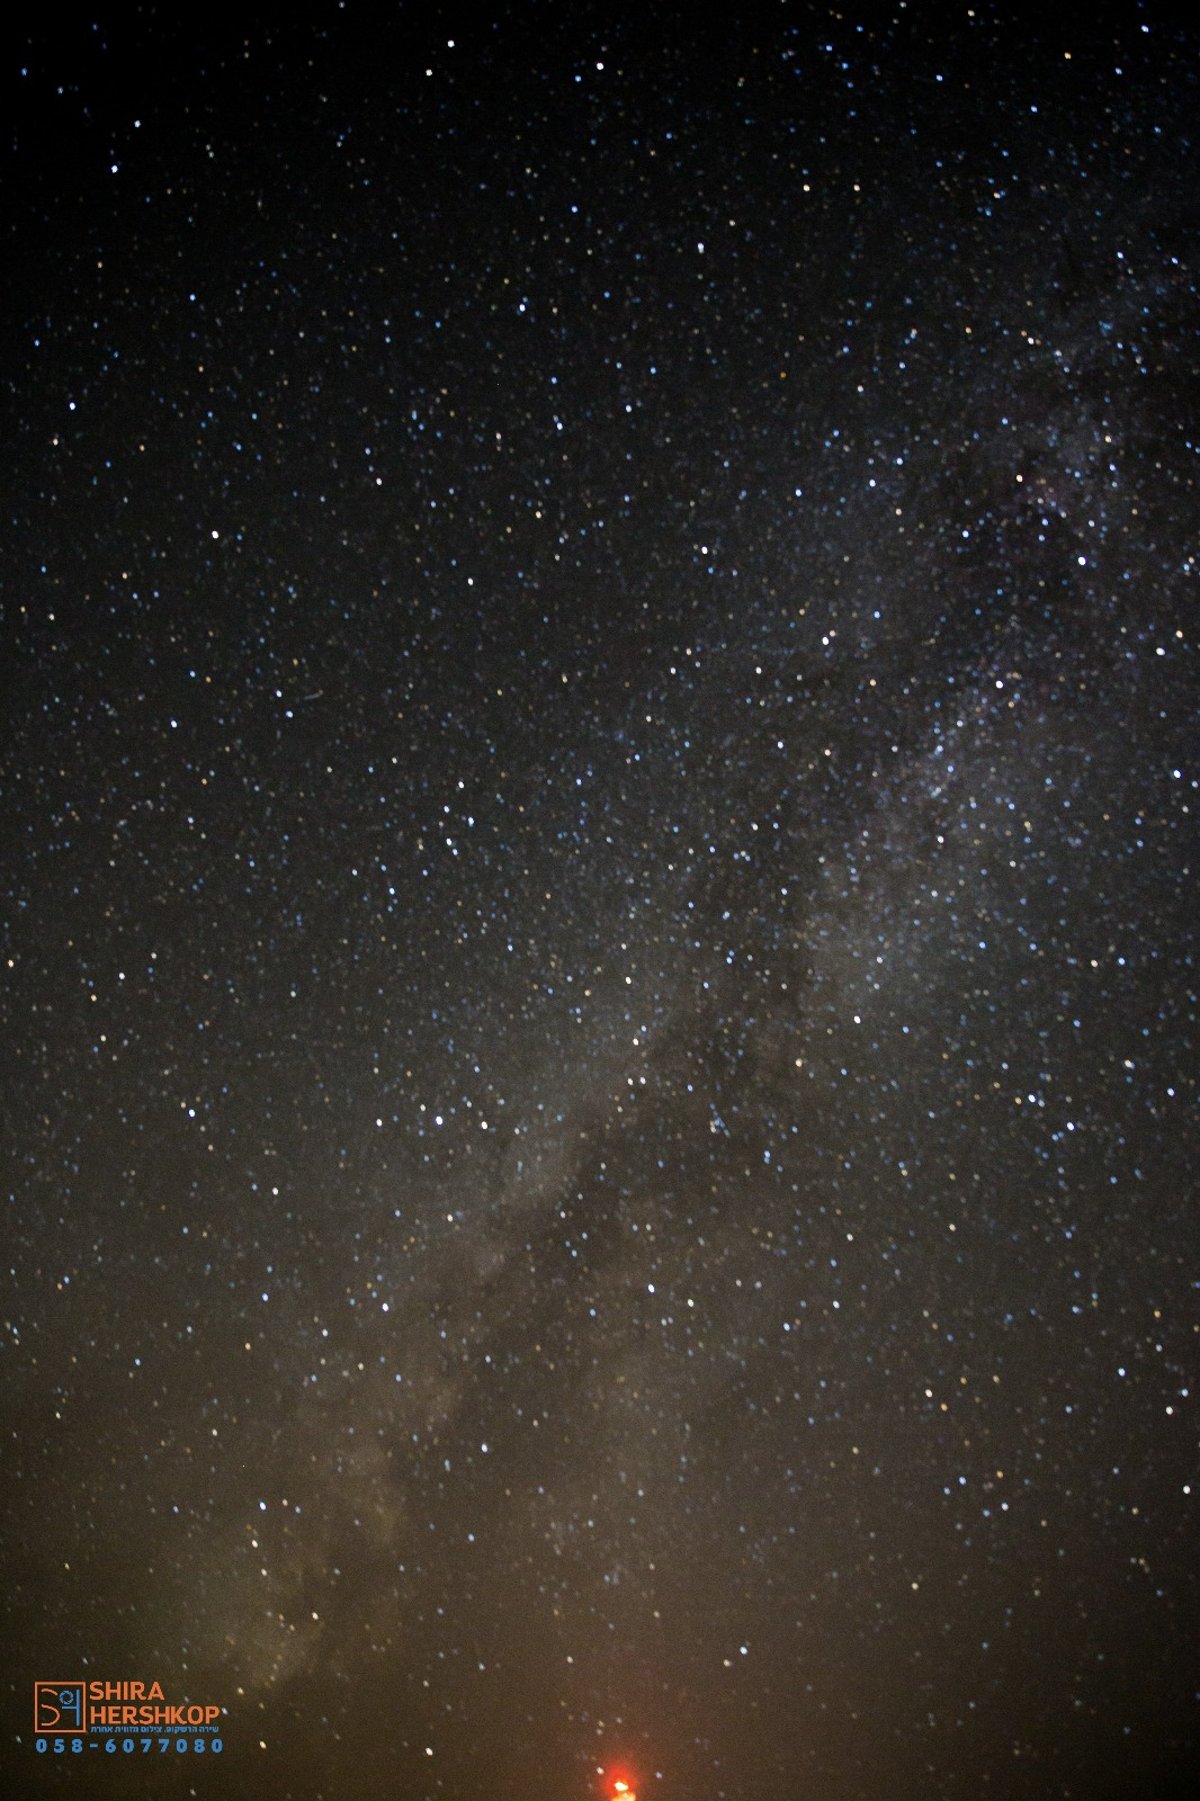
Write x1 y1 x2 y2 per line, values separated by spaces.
2 4 1197 1798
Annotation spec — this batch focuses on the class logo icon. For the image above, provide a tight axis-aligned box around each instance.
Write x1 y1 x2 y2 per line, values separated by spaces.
34 1683 85 1732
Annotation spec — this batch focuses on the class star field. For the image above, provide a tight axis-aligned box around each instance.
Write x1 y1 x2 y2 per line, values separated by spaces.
2 5 1197 1798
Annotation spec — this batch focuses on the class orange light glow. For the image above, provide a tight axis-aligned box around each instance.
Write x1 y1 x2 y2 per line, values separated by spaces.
600 1763 638 1800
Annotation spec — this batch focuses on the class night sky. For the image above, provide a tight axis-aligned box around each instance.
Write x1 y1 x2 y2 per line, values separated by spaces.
3 4 1197 1798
